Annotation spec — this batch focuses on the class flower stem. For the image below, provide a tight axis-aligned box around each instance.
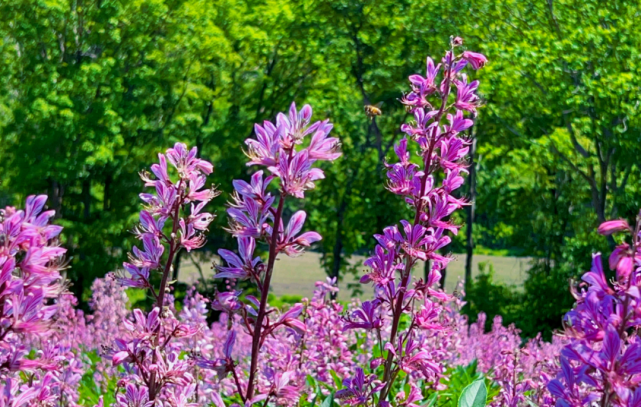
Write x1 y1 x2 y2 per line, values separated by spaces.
378 57 454 404
246 193 286 400
149 181 184 400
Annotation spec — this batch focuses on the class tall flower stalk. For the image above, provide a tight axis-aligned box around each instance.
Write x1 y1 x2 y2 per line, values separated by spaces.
342 38 486 406
207 102 340 403
113 143 218 402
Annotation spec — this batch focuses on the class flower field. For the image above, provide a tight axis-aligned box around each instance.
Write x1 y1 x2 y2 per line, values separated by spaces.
2 38 640 407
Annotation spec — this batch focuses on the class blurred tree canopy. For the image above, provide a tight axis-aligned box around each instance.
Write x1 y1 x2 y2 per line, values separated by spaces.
1 0 640 336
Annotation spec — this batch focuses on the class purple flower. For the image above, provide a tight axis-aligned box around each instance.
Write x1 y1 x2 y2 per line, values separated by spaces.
307 120 341 161
211 290 242 314
232 171 274 201
361 246 401 286
116 384 154 407
246 121 280 167
273 150 325 198
227 195 272 238
130 235 164 269
403 57 441 109
395 384 423 407
453 76 480 114
335 368 384 406
445 109 473 134
399 220 430 261
343 300 383 331
215 238 263 281
274 304 306 332
279 211 322 256
581 253 614 295
118 263 151 289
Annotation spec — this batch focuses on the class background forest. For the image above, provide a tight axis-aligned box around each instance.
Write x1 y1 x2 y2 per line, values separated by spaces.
1 0 639 339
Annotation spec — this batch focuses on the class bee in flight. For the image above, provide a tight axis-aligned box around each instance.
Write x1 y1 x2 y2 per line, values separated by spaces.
364 101 383 119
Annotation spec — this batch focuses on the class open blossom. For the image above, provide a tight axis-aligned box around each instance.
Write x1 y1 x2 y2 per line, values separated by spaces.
336 368 384 406
215 238 263 281
278 211 322 256
453 75 481 114
343 300 383 331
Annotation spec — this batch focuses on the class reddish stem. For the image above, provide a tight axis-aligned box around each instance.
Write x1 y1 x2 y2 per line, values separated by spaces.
378 54 455 404
245 194 286 400
149 180 184 400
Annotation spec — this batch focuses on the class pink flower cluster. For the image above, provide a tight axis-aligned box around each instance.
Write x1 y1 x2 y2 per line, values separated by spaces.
110 142 219 404
453 310 565 407
0 195 83 406
548 215 641 406
204 101 341 404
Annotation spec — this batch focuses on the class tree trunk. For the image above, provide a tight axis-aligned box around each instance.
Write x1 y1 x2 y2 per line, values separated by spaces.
330 200 348 300
49 179 64 219
172 248 183 281
82 178 91 220
424 259 431 282
439 249 447 290
103 173 112 212
465 139 477 293
329 165 359 298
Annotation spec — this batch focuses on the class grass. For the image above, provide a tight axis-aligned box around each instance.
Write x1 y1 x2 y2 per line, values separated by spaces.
179 251 531 302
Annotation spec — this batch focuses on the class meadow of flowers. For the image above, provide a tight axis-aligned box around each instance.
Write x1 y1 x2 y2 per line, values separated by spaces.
2 37 639 407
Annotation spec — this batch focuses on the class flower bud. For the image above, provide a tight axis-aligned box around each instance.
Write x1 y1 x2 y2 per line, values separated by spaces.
112 351 130 366
597 219 630 236
462 51 488 70
370 357 384 370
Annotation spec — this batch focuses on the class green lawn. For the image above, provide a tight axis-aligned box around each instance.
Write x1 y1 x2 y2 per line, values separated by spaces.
179 252 531 302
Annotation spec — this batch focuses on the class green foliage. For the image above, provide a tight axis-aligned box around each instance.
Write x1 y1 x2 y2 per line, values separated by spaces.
463 262 522 331
464 260 579 340
268 293 303 308
320 393 335 407
517 262 580 340
425 361 499 407
78 350 118 406
457 380 487 407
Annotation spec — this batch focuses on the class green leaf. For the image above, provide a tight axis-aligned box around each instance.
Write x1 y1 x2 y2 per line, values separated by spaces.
329 370 342 389
424 393 438 407
321 393 334 407
457 379 487 407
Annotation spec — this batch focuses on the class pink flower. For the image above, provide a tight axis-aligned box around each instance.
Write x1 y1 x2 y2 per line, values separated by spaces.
273 150 325 198
597 219 631 235
453 76 480 113
307 120 341 161
462 51 488 69
279 211 322 256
